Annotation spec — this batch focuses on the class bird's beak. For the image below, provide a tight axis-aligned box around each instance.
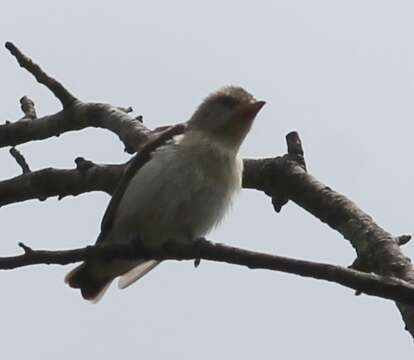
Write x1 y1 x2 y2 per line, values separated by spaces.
237 101 266 121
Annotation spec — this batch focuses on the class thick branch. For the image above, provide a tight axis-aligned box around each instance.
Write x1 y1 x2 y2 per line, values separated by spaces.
0 161 124 206
0 102 152 153
2 239 414 306
0 156 287 207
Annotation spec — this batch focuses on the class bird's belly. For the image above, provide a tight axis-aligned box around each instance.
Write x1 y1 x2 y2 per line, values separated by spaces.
147 187 229 241
111 146 241 248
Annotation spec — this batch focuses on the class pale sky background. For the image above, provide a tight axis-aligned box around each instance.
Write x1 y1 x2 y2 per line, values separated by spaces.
1 1 413 358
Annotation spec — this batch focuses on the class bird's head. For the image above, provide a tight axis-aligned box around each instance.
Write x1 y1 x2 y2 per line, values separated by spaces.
187 86 265 152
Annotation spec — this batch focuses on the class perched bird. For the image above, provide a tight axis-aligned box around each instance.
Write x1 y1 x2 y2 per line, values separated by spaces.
65 86 265 302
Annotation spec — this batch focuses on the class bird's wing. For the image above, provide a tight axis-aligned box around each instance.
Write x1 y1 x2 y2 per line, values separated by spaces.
96 124 187 243
97 155 143 243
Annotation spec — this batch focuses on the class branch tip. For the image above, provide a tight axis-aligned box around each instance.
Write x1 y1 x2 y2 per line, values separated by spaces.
286 131 304 155
18 242 32 254
285 131 306 170
9 147 31 174
4 41 15 52
6 42 77 108
20 96 37 119
396 235 411 246
75 157 94 171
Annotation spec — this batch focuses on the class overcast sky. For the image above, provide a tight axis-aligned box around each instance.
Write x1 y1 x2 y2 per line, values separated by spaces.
1 1 414 358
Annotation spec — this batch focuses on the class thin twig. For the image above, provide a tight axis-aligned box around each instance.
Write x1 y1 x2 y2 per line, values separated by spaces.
5 42 77 108
9 147 31 174
19 96 37 119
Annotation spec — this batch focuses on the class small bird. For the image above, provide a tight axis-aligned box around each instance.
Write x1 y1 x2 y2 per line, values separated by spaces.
65 86 265 302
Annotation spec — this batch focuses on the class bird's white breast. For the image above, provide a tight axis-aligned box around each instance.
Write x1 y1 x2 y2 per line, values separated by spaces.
110 131 243 247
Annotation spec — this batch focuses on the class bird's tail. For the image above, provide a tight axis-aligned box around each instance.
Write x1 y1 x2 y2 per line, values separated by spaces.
118 260 160 289
65 260 160 302
65 263 113 303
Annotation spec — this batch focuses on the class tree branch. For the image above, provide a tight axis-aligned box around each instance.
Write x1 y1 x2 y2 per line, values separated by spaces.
244 133 414 337
2 135 413 334
5 42 77 108
2 42 152 152
2 239 414 306
1 120 412 335
0 100 153 153
0 124 186 206
0 152 293 207
0 161 124 206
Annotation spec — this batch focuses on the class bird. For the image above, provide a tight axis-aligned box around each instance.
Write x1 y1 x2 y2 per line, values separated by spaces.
65 86 265 302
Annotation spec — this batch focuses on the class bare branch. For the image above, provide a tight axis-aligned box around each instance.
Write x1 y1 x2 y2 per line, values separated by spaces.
0 102 152 152
0 153 292 207
0 161 124 206
0 124 186 207
244 134 414 337
9 147 31 174
3 43 152 152
2 239 414 306
4 131 412 334
5 42 77 108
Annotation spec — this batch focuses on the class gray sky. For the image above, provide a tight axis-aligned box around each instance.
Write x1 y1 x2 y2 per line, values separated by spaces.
1 0 413 358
